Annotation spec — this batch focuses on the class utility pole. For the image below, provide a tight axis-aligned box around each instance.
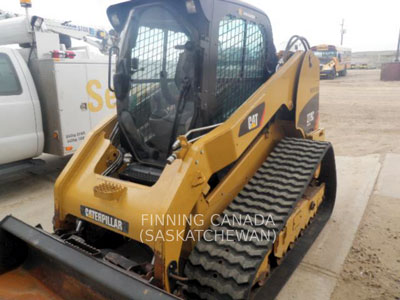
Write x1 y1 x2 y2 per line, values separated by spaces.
395 28 400 62
340 19 346 46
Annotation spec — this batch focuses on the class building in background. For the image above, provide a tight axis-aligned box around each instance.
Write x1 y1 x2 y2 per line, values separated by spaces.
351 51 397 69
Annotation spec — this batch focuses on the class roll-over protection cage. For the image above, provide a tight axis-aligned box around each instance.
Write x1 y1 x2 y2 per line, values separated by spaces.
107 0 277 126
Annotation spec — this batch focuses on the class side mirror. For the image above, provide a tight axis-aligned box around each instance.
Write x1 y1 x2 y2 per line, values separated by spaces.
113 73 131 100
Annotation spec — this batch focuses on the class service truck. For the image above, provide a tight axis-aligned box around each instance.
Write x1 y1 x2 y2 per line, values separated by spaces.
0 4 116 175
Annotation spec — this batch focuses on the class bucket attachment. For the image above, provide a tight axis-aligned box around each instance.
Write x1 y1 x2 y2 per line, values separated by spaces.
0 216 177 300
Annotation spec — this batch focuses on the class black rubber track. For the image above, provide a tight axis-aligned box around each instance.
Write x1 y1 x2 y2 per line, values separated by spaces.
184 138 336 300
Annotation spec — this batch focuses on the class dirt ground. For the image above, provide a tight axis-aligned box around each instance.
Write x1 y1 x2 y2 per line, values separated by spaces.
320 69 400 156
321 70 400 300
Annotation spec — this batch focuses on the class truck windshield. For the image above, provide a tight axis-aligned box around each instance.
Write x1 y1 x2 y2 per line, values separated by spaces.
314 50 336 64
119 6 195 158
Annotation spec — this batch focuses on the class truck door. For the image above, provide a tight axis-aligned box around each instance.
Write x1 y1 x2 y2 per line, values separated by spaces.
0 49 43 165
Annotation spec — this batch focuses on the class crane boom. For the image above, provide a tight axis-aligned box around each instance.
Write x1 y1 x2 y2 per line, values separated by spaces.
0 8 115 54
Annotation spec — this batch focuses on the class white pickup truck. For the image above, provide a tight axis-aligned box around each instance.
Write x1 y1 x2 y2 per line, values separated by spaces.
0 11 116 175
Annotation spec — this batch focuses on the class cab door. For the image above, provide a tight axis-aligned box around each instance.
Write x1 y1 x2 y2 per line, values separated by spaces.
0 48 43 165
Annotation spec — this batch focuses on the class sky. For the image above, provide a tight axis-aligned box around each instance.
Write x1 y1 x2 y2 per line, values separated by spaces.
1 0 399 51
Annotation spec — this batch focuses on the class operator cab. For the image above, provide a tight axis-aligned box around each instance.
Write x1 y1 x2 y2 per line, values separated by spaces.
107 0 277 185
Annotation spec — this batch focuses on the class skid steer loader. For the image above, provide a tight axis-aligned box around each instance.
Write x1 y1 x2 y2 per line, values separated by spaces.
0 0 336 299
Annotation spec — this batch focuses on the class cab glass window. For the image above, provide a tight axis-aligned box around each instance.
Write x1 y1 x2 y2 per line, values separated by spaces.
214 16 266 122
0 53 22 96
128 7 190 140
